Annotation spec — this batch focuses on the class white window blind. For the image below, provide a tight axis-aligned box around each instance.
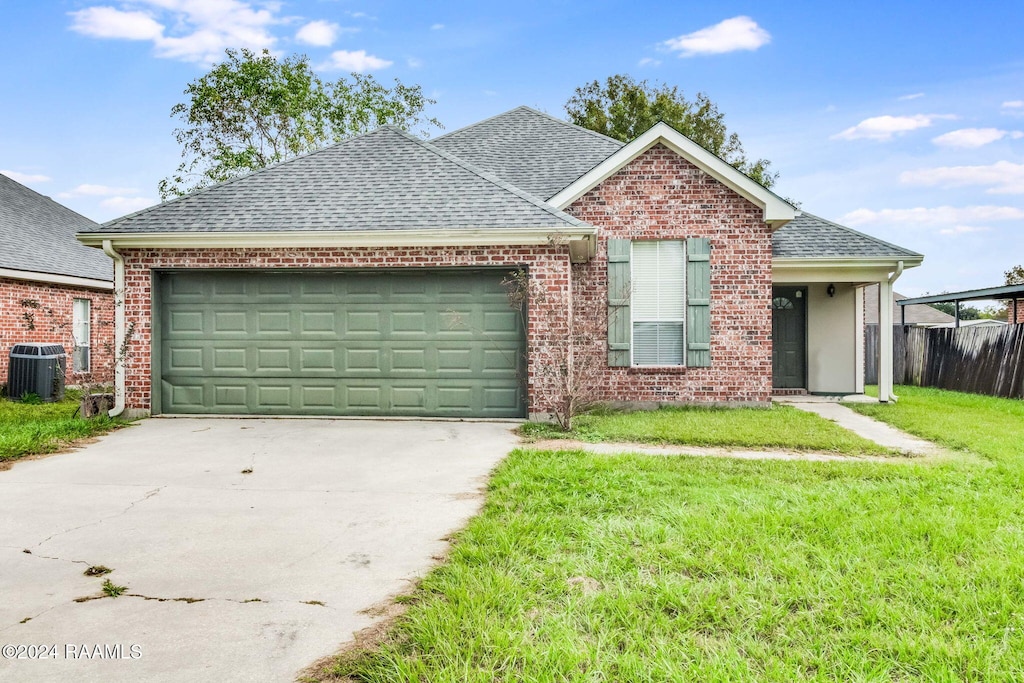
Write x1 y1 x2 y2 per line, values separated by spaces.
631 241 685 366
73 298 91 372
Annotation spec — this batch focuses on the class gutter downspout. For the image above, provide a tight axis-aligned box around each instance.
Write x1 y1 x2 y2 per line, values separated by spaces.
884 260 905 403
102 240 126 418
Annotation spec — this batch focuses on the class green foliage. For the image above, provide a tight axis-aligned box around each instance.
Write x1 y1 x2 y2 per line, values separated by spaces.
1 389 124 461
927 300 981 319
1005 264 1024 286
160 48 441 198
565 74 778 188
101 579 127 598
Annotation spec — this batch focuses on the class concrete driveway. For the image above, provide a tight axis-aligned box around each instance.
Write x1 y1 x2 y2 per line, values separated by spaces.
0 418 518 682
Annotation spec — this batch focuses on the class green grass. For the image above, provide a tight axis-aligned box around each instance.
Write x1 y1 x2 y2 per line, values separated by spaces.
312 390 1024 682
521 404 892 455
849 385 1024 462
0 389 124 462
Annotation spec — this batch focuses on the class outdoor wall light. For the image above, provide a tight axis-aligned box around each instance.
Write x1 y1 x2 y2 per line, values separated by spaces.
827 283 836 298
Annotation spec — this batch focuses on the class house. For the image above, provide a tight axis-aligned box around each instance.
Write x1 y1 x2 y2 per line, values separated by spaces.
77 107 922 419
863 284 955 327
0 173 114 386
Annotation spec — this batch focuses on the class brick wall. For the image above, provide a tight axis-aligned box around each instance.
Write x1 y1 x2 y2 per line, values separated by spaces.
0 277 115 386
1011 300 1024 324
118 246 571 415
565 143 773 406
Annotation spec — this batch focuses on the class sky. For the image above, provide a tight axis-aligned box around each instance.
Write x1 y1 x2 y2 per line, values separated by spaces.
1 0 1023 301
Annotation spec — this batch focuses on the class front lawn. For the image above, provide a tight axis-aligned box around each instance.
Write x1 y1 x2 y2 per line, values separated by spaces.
522 403 892 455
0 389 124 463
312 391 1024 682
849 385 1024 462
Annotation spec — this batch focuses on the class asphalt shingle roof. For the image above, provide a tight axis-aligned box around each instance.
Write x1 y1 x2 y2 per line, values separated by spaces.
91 126 585 234
0 173 111 281
773 212 923 260
863 284 955 325
431 106 624 200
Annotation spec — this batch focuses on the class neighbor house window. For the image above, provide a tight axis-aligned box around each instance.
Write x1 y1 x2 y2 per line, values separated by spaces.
73 298 91 372
631 240 685 366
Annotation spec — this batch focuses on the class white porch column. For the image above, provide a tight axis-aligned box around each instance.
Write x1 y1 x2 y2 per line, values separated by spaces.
877 277 894 402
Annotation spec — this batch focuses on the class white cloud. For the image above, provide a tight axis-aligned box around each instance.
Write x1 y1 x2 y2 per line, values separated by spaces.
1002 100 1024 109
939 225 991 236
295 19 338 46
1 170 51 184
900 161 1024 194
59 183 139 198
319 49 392 72
430 23 444 30
843 205 1024 227
932 127 1023 148
100 196 155 212
663 16 770 57
407 57 423 68
482 89 497 97
638 57 661 67
831 114 955 141
898 92 925 101
69 6 163 40
69 0 280 64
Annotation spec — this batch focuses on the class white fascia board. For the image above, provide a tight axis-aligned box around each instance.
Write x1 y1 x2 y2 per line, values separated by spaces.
0 267 114 291
773 256 922 284
548 122 797 227
78 226 598 254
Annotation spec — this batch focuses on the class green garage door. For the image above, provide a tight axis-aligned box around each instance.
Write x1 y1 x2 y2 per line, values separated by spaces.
155 269 526 417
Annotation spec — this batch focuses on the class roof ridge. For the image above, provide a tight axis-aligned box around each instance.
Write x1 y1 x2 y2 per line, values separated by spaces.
798 211 923 258
96 127 395 230
386 126 586 227
431 105 624 147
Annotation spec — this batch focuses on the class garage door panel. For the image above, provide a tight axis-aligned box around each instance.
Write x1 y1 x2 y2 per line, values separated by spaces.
158 269 526 417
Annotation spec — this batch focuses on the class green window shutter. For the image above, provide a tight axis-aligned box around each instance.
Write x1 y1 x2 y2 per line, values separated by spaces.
686 237 711 367
607 239 631 367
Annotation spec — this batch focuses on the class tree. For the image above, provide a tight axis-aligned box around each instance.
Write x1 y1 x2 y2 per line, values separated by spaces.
928 300 981 320
565 74 778 189
159 48 441 198
1006 265 1024 286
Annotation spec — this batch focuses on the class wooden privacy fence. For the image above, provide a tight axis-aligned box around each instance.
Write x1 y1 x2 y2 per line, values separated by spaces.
865 324 1024 399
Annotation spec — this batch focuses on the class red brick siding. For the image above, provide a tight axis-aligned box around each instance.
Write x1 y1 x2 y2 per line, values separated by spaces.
1011 300 1024 324
565 143 773 405
0 277 115 385
118 247 571 414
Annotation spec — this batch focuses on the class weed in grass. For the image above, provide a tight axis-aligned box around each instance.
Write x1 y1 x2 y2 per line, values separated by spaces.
101 579 127 598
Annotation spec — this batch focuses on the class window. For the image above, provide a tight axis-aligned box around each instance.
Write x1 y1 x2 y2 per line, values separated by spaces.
631 240 685 366
606 237 709 369
73 298 91 372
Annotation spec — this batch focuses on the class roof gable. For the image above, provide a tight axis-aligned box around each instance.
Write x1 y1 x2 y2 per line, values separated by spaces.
0 173 111 282
89 126 585 235
431 106 624 200
548 121 797 228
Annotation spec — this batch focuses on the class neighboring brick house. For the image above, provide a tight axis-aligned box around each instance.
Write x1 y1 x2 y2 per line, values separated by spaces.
1 173 114 387
77 107 923 418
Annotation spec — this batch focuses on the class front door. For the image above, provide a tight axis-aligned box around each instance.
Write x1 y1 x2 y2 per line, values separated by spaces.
772 286 807 388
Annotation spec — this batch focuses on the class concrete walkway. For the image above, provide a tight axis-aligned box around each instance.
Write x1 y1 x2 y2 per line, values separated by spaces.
775 396 940 456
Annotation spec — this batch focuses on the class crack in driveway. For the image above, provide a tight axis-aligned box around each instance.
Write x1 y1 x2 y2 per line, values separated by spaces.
32 487 163 550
